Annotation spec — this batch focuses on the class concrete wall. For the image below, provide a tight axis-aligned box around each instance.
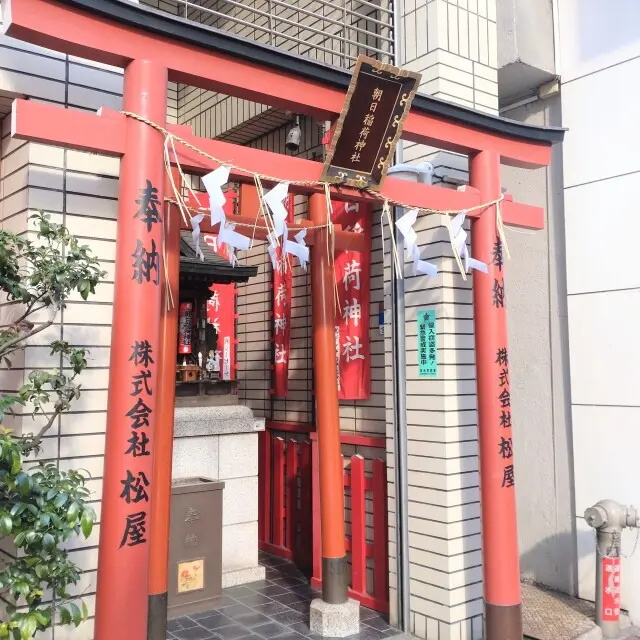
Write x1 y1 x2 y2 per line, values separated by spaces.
557 0 640 622
500 96 576 596
497 0 556 104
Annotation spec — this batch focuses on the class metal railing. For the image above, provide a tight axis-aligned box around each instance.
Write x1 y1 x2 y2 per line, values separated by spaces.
147 0 395 68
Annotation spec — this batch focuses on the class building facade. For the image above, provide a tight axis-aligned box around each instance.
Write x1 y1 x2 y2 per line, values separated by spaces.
0 0 634 639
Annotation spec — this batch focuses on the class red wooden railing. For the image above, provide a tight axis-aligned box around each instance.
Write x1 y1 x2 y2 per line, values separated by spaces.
310 432 389 613
258 422 314 572
258 422 389 613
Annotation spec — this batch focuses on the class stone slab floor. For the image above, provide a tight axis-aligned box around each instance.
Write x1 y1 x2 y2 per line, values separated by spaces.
167 552 398 640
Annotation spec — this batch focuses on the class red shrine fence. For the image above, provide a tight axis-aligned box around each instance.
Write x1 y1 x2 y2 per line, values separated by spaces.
258 422 389 613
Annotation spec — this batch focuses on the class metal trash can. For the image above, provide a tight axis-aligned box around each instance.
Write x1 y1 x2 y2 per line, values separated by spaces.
168 477 225 618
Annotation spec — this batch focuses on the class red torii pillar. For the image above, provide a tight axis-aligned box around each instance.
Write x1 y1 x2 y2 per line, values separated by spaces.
309 194 349 605
471 150 521 640
94 59 167 640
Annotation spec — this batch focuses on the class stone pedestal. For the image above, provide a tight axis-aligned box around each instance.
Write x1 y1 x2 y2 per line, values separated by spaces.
309 598 360 638
172 403 265 587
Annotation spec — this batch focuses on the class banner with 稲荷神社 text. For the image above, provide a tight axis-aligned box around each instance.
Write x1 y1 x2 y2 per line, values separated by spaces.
333 200 372 399
272 194 295 397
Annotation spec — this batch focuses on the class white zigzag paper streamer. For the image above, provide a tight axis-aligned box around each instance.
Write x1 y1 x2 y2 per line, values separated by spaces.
191 213 206 261
450 212 487 274
264 182 290 238
201 165 230 226
284 225 309 271
395 208 438 277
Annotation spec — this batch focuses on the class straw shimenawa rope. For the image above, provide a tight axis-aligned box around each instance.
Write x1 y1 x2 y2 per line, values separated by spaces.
122 110 506 219
125 110 508 284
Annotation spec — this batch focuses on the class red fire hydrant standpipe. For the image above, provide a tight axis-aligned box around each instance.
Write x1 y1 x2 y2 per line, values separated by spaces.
584 500 640 638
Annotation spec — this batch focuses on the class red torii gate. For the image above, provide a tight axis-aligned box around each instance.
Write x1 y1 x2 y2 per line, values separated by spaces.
3 1 563 639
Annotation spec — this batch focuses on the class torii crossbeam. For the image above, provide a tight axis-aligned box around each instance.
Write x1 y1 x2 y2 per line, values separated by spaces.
2 1 563 640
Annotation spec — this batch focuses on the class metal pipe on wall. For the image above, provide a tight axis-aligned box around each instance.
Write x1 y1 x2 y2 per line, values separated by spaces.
390 1 411 631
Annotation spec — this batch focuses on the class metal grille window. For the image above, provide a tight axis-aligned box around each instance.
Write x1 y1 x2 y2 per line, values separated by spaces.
144 0 395 68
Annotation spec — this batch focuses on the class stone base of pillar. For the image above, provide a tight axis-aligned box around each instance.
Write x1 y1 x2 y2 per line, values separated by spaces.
309 598 360 638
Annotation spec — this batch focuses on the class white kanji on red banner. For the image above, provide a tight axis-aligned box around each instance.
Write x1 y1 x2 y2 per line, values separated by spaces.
272 193 294 397
333 201 372 399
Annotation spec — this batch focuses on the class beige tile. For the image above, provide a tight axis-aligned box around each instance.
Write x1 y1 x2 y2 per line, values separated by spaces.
436 0 449 50
69 63 123 95
468 12 479 62
474 89 499 110
0 68 65 102
66 193 118 220
66 170 119 198
458 8 469 58
62 302 113 325
28 186 63 212
447 3 459 54
478 16 489 65
67 84 123 111
66 150 120 176
436 48 474 72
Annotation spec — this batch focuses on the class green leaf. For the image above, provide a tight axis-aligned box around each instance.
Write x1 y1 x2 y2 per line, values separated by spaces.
69 602 82 627
59 607 71 626
15 473 30 495
10 503 25 517
0 515 12 536
66 501 80 524
53 493 68 509
80 509 94 538
81 601 88 619
34 611 47 626
10 450 21 475
38 513 50 527
45 489 57 501
41 533 55 551
13 532 26 547
19 615 36 640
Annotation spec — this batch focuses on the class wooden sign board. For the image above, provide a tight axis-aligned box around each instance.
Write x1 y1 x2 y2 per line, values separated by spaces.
321 56 421 191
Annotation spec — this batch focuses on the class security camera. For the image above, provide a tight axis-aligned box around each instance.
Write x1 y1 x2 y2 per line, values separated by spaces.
286 116 302 153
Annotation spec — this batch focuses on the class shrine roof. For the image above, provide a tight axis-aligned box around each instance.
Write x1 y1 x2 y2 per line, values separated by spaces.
54 0 564 145
180 231 258 284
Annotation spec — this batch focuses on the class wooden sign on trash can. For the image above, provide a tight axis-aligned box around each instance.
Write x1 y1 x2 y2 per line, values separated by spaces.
320 55 421 191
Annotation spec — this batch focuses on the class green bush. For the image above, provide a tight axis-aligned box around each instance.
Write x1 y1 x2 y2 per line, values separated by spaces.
0 433 95 639
0 212 105 639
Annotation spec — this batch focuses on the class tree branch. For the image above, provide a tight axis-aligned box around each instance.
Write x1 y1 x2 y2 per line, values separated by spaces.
0 318 56 361
11 293 48 330
20 408 61 451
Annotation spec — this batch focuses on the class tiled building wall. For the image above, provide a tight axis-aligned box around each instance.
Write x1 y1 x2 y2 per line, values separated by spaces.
383 210 483 640
0 27 178 638
384 2 499 640
402 0 498 113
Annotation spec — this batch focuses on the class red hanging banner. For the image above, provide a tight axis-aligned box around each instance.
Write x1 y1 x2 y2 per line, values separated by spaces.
178 302 193 355
272 194 295 397
206 277 237 382
333 200 372 399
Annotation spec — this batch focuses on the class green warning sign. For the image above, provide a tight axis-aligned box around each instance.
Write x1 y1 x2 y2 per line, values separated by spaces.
417 309 437 377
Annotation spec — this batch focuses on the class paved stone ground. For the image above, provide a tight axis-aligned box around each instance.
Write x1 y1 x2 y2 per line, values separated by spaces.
522 582 596 639
167 552 398 640
522 581 640 640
